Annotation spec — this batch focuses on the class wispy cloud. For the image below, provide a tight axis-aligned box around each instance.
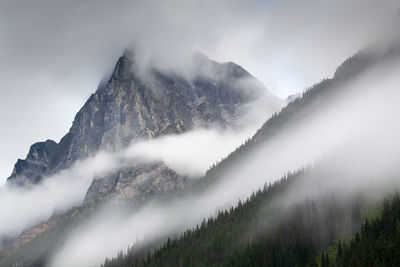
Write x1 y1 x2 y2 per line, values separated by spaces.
0 123 261 240
1 0 398 183
50 51 400 267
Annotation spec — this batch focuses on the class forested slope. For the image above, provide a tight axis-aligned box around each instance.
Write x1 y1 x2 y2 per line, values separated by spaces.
323 193 400 267
102 168 374 267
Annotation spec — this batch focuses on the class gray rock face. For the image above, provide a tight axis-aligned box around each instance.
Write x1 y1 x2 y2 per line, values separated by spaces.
6 50 282 202
7 140 57 185
84 161 186 204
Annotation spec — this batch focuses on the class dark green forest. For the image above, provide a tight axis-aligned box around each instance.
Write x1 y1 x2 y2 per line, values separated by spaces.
102 168 395 267
323 193 400 267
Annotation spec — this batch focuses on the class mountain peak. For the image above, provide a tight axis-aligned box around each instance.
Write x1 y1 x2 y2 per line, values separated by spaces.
6 50 282 203
109 51 133 82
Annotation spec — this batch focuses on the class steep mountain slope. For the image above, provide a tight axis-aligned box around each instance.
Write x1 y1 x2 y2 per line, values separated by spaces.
101 175 399 267
6 50 282 203
192 43 400 193
0 51 283 264
101 169 363 267
3 40 400 266
100 43 400 267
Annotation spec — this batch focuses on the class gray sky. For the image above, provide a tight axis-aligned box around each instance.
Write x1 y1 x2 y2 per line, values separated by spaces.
0 0 398 184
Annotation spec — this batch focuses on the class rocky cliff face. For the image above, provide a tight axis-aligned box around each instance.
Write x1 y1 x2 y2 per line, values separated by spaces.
6 50 282 202
7 140 57 185
84 161 186 204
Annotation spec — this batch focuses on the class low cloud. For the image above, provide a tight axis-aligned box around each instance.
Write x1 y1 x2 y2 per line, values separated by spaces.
1 0 398 184
0 124 261 240
49 50 400 266
0 76 275 242
0 153 112 237
1 1 400 264
125 128 252 177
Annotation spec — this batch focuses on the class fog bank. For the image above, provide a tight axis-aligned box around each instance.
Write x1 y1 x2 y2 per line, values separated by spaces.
50 52 400 266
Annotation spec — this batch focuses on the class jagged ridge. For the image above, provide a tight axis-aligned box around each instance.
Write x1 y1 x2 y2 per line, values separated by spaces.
6 50 282 203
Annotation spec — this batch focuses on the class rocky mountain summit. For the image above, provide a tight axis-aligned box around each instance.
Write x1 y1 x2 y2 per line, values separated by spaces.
6 50 282 203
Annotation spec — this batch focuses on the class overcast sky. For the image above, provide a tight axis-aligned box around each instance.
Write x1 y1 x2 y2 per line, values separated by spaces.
0 0 398 184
